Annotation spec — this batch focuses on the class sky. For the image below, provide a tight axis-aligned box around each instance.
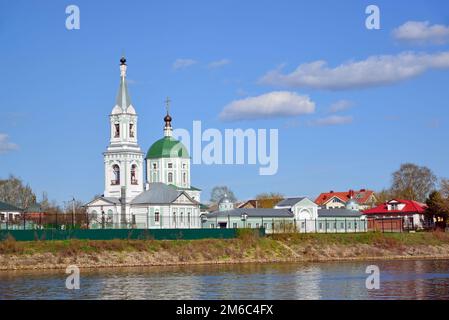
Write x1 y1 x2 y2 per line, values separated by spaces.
1 0 449 205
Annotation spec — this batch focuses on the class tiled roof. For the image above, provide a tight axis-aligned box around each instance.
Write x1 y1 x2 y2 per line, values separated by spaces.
363 199 426 215
315 189 375 205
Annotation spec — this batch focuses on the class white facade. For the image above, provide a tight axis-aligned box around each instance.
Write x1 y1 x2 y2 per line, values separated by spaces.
103 59 144 201
86 57 201 229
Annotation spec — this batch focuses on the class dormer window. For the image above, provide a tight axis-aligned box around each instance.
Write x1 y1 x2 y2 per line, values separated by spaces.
114 124 120 138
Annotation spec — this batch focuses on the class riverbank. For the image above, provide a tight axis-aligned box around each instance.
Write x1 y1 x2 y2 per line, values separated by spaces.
1 231 449 270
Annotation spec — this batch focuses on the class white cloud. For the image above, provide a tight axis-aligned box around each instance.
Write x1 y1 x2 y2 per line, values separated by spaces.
309 115 353 126
328 100 354 113
172 58 197 70
219 91 315 121
259 51 449 90
208 59 231 69
393 21 449 45
0 134 18 154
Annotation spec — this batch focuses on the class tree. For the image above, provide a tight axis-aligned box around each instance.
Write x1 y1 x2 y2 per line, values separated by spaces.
440 178 449 199
255 192 284 208
210 186 237 203
425 191 449 229
374 189 393 205
390 163 437 202
0 175 36 209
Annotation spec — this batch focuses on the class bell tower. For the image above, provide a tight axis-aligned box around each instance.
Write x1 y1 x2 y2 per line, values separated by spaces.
103 57 144 200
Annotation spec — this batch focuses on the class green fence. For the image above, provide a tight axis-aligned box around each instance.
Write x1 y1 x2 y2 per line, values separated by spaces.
0 228 265 241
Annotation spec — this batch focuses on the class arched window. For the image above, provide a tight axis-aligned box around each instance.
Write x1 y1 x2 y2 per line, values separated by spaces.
155 211 160 222
183 172 186 183
168 172 173 183
114 123 120 138
129 123 135 138
112 165 120 185
131 164 137 185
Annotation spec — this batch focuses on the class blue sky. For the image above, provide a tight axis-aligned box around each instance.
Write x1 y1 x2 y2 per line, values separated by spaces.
1 0 449 204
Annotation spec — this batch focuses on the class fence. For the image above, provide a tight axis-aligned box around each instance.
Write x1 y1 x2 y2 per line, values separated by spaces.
0 212 432 233
0 212 206 230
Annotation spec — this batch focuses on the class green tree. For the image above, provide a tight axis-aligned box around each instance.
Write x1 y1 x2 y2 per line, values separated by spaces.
425 191 449 228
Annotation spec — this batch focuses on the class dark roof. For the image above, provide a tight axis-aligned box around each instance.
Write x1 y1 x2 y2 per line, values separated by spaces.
275 197 306 207
0 201 22 212
206 208 293 218
131 183 197 205
318 208 363 218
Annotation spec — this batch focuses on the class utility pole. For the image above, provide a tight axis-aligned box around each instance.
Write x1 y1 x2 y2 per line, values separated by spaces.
71 197 76 229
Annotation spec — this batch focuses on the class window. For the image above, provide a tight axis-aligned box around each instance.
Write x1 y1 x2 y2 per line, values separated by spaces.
348 222 352 228
168 163 173 169
173 212 177 224
129 123 135 138
319 223 323 229
114 123 120 137
247 223 252 228
168 172 173 183
187 212 191 224
131 164 138 185
153 163 157 170
263 223 268 229
340 222 344 229
155 212 160 222
333 222 337 229
112 165 120 185
211 224 215 228
355 222 358 229
233 223 238 228
183 173 187 183
256 223 260 228
0 214 5 221
180 212 184 223
182 163 186 169
107 210 113 221
301 222 305 228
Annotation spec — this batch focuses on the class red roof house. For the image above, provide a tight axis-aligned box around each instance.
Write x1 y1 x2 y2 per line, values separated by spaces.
363 199 430 231
315 189 376 210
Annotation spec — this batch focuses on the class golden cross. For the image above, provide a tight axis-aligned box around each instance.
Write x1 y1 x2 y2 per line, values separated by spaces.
165 96 171 114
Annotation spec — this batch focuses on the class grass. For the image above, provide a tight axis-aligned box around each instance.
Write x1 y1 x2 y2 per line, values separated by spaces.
0 232 448 259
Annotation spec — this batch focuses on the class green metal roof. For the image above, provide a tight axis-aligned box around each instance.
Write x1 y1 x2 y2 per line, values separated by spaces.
0 201 23 212
146 136 189 159
169 184 201 191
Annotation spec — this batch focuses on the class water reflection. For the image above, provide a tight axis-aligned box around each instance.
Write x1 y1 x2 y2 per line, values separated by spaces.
1 259 448 300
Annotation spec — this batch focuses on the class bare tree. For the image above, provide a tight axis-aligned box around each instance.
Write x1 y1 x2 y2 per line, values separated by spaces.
440 178 449 199
0 175 36 209
390 163 437 202
210 186 237 203
255 192 284 208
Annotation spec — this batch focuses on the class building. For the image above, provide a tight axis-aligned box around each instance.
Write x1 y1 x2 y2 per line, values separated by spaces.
85 57 202 228
0 201 22 228
275 197 318 232
363 199 430 232
237 197 284 209
314 189 376 210
317 208 367 233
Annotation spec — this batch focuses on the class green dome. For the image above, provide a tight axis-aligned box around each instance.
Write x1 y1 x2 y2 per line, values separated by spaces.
146 136 189 159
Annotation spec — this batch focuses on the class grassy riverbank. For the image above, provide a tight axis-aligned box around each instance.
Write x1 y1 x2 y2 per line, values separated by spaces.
1 231 449 270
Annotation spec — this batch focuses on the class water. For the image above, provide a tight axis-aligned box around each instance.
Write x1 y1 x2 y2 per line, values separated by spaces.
1 259 449 300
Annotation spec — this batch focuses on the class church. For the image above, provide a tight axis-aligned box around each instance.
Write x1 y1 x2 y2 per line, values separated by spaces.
85 57 202 229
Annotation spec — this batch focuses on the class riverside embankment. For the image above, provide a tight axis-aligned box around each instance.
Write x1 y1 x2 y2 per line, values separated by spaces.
1 231 449 270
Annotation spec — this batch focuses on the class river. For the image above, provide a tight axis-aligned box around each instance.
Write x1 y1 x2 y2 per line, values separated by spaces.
1 259 449 300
